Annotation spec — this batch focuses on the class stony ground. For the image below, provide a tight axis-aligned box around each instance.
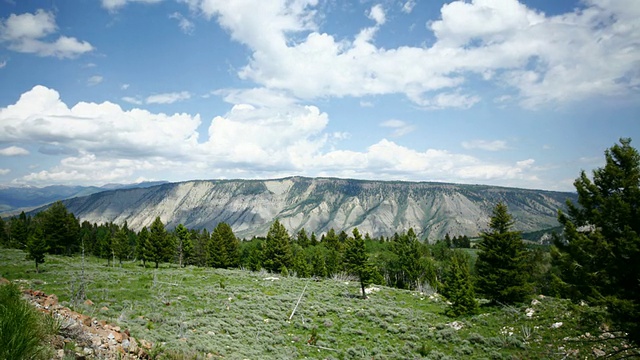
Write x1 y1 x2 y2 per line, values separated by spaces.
22 285 154 359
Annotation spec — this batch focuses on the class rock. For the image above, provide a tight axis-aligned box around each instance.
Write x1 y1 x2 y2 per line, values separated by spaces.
57 349 65 358
551 322 563 329
140 339 153 350
593 348 606 357
111 331 123 343
92 336 102 347
525 308 535 317
100 306 109 312
0 277 10 285
531 299 541 306
122 339 130 349
84 299 94 306
128 337 138 354
44 294 58 307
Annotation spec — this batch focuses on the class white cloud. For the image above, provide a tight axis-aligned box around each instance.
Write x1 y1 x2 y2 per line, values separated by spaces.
0 169 10 175
101 0 163 12
1 86 541 187
0 10 93 58
87 75 103 86
0 146 29 156
402 1 416 14
0 60 6 68
368 5 386 26
169 12 195 34
462 140 508 151
146 91 191 104
218 88 297 108
380 119 414 137
122 96 142 105
185 0 639 108
121 83 130 90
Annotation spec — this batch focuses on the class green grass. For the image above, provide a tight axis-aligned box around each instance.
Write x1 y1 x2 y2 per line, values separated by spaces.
0 248 636 359
0 281 59 360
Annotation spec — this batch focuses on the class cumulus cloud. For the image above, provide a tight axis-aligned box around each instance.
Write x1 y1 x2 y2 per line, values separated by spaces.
0 9 93 58
146 91 191 104
368 5 386 25
1 85 542 187
462 140 508 151
0 146 29 156
0 169 10 175
183 0 639 108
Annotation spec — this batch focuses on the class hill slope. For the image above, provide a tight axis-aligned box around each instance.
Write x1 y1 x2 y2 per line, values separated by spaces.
57 177 574 240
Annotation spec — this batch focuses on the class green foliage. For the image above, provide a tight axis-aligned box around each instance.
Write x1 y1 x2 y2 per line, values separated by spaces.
0 217 8 247
553 138 640 345
147 217 172 269
174 224 193 267
25 226 48 273
344 228 375 297
137 226 150 267
476 202 530 304
262 219 293 273
443 250 478 317
38 201 80 255
209 222 239 268
0 283 57 360
9 211 30 248
112 222 131 265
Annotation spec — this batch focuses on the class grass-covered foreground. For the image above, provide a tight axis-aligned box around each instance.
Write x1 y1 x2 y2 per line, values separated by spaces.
0 248 634 359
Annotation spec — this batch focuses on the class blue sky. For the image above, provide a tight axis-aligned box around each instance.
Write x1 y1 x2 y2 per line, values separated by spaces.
0 0 638 191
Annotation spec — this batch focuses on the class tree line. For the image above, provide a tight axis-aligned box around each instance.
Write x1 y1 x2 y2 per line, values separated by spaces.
1 138 638 347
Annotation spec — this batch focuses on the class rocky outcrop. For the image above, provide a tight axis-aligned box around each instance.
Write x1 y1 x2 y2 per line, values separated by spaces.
24 289 152 359
58 177 575 241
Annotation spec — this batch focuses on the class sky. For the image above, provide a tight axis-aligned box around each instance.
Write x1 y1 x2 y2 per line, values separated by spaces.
0 0 638 191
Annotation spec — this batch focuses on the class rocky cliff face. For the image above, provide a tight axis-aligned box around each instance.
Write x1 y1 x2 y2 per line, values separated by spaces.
60 177 575 241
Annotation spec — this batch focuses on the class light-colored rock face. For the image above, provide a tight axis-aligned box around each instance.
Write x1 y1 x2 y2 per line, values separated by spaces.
62 177 574 241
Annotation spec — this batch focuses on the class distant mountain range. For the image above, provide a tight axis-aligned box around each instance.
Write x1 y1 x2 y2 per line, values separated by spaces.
0 181 167 214
21 177 576 241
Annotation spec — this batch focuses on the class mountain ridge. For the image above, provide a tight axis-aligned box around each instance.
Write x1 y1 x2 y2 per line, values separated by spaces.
48 176 575 241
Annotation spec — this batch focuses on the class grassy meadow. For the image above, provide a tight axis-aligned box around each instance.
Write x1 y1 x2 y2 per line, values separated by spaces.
0 248 630 359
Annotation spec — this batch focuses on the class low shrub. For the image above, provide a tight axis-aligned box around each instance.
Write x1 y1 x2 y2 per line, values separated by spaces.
0 283 58 360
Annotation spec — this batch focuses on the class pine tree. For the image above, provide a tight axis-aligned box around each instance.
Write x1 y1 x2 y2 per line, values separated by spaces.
344 228 375 297
193 229 210 267
553 138 640 344
137 227 149 267
209 222 238 268
9 212 29 248
476 202 530 304
175 224 192 267
263 219 293 273
0 217 8 247
444 250 478 317
147 217 169 269
26 226 48 273
112 223 131 265
40 201 80 255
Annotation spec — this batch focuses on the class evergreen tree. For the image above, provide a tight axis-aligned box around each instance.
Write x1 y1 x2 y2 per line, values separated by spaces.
25 226 48 273
0 217 8 247
444 250 478 317
9 212 29 248
175 224 192 267
112 223 131 265
476 202 530 304
309 246 328 277
137 227 150 267
209 222 238 268
344 228 375 297
322 228 342 276
40 201 80 255
389 229 425 289
193 229 210 267
296 228 310 248
262 219 293 273
553 138 640 344
147 217 169 269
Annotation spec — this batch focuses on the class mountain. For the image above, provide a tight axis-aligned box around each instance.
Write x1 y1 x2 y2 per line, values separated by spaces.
0 181 168 214
54 177 575 241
